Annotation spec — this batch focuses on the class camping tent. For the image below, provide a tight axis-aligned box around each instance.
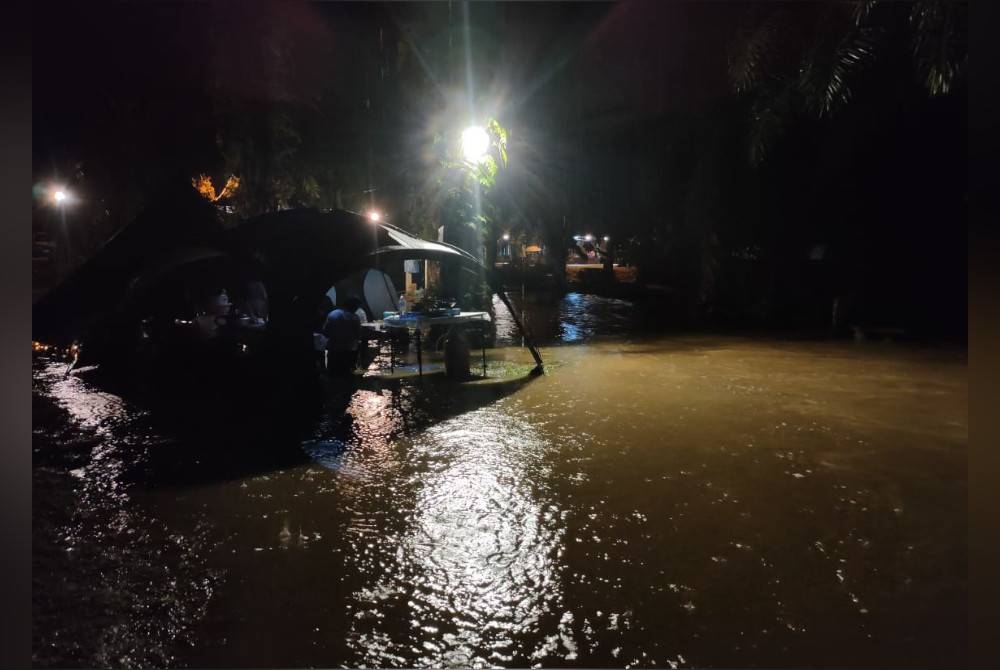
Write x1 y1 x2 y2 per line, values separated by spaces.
325 268 399 320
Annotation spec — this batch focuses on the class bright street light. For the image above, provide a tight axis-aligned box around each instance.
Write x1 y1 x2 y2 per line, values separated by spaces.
502 233 510 241
603 235 610 242
461 126 490 163
367 210 382 223
52 187 70 206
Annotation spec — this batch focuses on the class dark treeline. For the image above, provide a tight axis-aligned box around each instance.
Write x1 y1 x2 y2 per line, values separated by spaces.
33 1 966 338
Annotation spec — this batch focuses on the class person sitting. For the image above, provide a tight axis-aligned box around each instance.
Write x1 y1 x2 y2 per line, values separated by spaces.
323 295 363 376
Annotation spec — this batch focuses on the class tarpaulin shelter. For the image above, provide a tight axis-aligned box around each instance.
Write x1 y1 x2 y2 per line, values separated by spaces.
33 201 543 372
229 209 543 371
32 184 229 347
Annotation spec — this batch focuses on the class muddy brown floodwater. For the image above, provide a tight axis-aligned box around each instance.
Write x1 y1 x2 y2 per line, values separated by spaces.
33 293 966 668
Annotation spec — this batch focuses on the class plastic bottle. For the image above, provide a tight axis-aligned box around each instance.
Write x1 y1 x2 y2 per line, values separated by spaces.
398 294 407 315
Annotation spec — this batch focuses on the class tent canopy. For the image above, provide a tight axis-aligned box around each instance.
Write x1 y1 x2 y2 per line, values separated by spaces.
33 205 543 371
228 209 481 301
32 184 225 344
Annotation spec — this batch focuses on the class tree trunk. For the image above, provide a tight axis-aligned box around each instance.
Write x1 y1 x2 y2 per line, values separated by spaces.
485 218 498 271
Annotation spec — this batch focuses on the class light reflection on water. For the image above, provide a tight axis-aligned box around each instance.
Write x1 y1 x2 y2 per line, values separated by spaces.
342 406 566 667
493 291 636 346
32 293 968 668
32 363 222 669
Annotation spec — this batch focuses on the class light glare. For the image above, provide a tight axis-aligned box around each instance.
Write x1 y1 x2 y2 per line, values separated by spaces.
461 126 490 163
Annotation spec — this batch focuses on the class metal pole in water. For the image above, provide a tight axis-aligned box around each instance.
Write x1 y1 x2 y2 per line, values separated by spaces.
481 314 487 377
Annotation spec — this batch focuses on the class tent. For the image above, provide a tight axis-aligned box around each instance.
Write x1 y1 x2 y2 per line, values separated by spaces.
325 268 399 320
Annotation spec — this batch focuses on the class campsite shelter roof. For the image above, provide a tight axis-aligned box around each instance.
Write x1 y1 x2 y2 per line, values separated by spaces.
32 195 485 345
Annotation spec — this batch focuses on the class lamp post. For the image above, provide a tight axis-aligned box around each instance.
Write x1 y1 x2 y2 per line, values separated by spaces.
52 187 72 269
365 209 383 275
449 124 491 266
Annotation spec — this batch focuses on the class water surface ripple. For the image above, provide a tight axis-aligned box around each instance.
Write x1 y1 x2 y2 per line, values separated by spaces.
33 295 967 668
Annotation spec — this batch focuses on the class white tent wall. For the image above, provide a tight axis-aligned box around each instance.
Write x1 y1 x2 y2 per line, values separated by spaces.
362 268 400 318
326 268 399 321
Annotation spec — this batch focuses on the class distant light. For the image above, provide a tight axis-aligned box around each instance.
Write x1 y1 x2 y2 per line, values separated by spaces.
461 126 490 163
367 210 382 223
603 235 610 242
584 234 594 242
502 233 510 241
53 189 68 204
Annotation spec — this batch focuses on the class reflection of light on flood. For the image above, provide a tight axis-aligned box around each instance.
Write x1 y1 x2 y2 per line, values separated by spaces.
557 292 633 344
347 405 570 667
304 389 404 480
492 294 520 346
300 438 354 476
34 362 219 665
559 293 588 343
38 362 134 434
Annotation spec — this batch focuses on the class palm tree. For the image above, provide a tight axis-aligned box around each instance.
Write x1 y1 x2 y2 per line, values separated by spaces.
728 0 967 166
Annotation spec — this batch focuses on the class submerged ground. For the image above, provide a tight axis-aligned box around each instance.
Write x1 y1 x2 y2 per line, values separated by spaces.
32 293 966 668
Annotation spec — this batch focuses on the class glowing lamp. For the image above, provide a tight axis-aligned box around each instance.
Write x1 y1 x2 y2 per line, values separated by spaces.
461 126 490 163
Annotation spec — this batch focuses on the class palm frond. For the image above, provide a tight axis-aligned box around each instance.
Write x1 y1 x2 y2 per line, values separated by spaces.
797 28 878 118
852 0 879 28
910 0 966 96
728 11 783 94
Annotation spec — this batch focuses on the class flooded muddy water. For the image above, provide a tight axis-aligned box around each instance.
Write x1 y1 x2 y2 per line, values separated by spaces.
33 293 966 667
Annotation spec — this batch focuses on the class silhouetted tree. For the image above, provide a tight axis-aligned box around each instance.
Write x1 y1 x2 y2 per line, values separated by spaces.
728 0 967 165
